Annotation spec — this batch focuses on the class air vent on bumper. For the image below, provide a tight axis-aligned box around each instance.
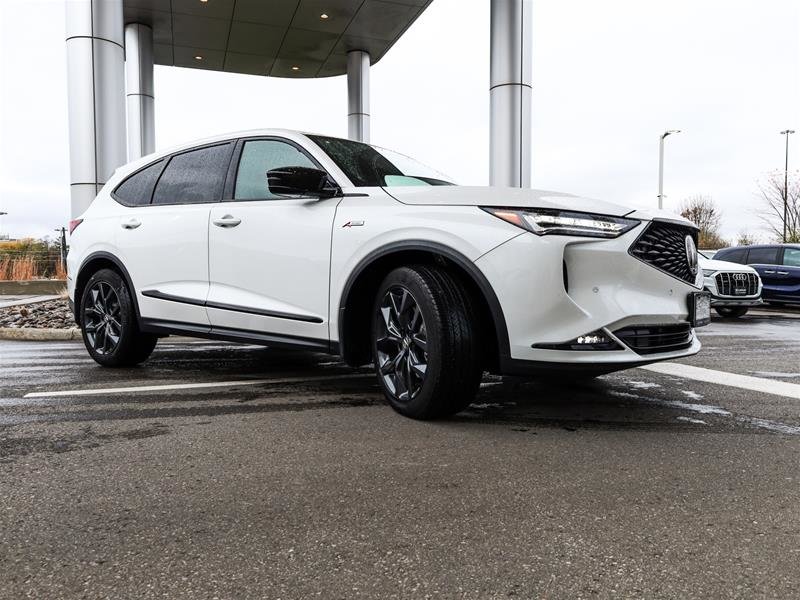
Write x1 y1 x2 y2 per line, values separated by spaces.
613 324 693 355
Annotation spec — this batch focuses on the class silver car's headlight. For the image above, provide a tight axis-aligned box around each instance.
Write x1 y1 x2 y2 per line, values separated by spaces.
702 269 716 277
481 207 640 239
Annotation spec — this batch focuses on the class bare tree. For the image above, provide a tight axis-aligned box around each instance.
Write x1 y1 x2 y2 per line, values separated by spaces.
756 169 800 243
679 195 726 248
736 230 757 246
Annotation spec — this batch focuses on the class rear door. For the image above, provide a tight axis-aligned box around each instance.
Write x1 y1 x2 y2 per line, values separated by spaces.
746 246 782 301
116 142 234 326
779 247 800 303
206 137 340 345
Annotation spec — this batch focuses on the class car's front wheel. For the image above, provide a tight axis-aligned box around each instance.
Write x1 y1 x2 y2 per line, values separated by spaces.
371 265 483 419
714 306 748 318
79 268 157 367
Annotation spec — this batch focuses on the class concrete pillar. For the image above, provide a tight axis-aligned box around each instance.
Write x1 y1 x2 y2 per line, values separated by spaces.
65 0 126 217
490 0 532 188
347 51 370 143
125 23 155 161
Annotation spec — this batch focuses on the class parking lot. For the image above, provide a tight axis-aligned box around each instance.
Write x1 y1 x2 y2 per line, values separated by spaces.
1 309 799 599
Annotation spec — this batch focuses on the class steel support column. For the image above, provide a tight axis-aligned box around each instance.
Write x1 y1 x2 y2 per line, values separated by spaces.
347 50 370 143
125 23 155 161
490 0 532 188
65 0 126 217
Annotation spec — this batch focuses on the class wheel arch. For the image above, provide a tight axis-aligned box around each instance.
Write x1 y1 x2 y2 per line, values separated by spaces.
336 241 510 371
74 251 141 325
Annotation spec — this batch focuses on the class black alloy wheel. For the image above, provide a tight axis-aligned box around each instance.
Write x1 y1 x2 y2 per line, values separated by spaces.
79 268 158 367
83 281 123 355
375 285 428 402
371 265 483 419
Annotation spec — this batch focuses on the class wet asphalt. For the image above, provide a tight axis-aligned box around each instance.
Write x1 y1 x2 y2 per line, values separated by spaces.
1 309 799 599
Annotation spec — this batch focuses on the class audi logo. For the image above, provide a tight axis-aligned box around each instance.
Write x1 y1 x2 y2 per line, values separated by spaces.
732 273 748 281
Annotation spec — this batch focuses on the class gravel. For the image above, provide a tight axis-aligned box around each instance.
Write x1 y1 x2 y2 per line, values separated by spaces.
0 298 76 329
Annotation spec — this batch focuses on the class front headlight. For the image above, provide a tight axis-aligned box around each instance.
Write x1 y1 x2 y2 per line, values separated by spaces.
702 269 716 277
481 207 640 239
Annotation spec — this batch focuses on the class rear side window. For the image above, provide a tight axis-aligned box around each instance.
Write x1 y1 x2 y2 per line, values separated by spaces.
783 248 800 267
717 248 746 264
153 143 233 205
113 160 164 206
747 247 779 265
234 140 317 200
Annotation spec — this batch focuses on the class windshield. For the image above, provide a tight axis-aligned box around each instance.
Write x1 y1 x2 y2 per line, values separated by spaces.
308 135 455 187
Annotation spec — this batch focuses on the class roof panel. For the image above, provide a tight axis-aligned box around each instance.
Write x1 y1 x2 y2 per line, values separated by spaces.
123 0 432 78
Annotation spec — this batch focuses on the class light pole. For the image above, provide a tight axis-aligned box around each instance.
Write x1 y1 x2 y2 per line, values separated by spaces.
0 211 6 240
780 129 795 243
657 130 681 210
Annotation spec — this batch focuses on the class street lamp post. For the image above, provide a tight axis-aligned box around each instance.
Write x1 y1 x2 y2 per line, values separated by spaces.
657 130 681 210
0 211 7 240
780 129 795 243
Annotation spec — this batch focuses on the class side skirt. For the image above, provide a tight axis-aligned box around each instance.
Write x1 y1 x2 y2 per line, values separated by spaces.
140 318 338 354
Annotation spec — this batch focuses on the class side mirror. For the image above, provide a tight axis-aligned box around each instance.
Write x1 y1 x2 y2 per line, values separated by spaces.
266 166 340 199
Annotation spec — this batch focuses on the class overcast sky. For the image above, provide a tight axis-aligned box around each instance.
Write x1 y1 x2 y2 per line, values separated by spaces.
1 0 798 241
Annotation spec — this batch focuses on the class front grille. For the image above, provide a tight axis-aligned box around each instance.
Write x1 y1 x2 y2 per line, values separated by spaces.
613 324 693 355
629 221 698 284
715 272 759 297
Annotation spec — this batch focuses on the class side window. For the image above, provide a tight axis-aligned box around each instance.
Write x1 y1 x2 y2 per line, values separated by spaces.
234 140 317 200
152 143 233 205
783 248 800 267
113 160 164 206
718 248 746 264
747 247 779 265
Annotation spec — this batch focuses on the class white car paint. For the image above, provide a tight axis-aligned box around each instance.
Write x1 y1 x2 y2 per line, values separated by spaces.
67 128 705 376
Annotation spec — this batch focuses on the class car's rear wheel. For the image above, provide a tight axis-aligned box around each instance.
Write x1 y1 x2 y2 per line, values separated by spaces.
371 265 482 419
80 268 157 367
715 306 748 318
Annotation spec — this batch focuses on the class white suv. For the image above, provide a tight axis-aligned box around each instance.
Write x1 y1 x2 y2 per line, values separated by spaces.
67 129 709 419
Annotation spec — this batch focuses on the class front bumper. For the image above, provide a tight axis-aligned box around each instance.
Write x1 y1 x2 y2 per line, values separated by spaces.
476 222 703 372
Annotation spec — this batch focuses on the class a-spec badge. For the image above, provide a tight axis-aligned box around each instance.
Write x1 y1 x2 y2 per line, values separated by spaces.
342 220 365 228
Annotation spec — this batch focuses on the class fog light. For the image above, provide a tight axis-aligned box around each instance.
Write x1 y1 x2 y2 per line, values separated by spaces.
533 330 621 351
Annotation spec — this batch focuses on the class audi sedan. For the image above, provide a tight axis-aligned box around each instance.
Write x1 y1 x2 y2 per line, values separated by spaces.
67 129 709 419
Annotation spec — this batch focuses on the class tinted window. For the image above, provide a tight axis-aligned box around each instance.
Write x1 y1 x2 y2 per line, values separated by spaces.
152 143 232 205
747 247 779 265
234 140 316 200
114 160 164 206
783 248 800 267
717 248 746 264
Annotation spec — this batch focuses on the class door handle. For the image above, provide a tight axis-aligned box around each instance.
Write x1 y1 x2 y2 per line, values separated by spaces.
212 215 241 228
777 271 789 275
763 270 776 274
121 218 141 230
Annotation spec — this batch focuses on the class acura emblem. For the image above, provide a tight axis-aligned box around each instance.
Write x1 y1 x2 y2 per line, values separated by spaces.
685 235 698 276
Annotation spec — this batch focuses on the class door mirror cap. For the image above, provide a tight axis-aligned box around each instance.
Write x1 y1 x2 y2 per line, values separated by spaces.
266 166 340 199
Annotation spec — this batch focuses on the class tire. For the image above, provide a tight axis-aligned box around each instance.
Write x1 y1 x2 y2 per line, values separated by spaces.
79 268 157 367
714 306 748 318
371 265 483 419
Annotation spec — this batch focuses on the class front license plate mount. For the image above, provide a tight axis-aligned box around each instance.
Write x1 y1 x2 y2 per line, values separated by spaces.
688 291 711 328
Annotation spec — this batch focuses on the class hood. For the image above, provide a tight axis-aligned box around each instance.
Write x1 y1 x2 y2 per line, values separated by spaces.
699 256 757 273
383 186 635 217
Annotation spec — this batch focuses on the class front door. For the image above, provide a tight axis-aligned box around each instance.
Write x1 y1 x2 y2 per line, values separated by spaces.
207 138 340 345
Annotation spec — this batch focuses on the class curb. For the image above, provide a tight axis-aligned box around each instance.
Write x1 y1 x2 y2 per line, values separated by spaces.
0 327 81 341
0 280 67 295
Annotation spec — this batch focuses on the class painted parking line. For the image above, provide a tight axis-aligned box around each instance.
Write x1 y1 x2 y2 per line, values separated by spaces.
640 363 800 400
23 373 373 399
